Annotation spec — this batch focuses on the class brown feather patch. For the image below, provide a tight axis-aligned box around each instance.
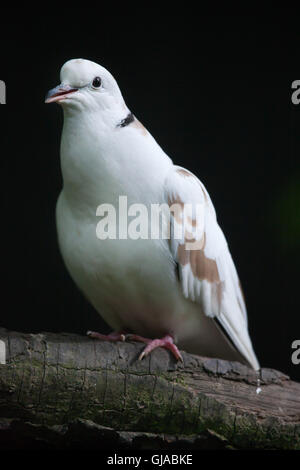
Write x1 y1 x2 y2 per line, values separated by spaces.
169 173 223 307
169 193 219 283
168 196 184 225
132 117 148 135
176 168 192 178
189 247 220 282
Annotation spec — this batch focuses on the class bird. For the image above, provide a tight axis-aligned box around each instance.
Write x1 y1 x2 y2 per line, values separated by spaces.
45 58 260 374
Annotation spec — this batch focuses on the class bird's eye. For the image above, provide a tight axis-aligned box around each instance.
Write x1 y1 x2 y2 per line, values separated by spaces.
92 77 102 88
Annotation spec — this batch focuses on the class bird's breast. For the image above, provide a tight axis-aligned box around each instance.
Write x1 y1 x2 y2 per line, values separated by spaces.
56 191 181 335
57 116 179 334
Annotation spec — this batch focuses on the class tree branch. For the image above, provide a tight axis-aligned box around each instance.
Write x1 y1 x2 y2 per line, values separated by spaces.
0 328 299 449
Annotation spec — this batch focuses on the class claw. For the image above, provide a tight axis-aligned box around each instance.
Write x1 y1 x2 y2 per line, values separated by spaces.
139 351 146 361
177 352 184 363
129 333 183 363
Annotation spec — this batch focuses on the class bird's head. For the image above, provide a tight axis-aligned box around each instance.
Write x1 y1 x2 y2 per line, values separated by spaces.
45 58 124 113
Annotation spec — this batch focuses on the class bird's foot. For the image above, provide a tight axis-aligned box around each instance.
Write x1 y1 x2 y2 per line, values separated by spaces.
87 330 126 342
127 333 183 362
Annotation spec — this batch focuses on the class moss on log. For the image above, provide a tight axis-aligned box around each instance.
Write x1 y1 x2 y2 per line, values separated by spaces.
0 328 299 450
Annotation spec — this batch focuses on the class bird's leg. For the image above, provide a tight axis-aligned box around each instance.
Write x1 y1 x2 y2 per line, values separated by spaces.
87 330 126 342
127 333 183 362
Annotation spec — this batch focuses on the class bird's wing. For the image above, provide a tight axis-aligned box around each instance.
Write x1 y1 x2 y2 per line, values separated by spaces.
164 165 259 370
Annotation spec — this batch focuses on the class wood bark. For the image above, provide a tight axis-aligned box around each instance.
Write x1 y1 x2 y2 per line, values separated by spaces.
0 328 299 450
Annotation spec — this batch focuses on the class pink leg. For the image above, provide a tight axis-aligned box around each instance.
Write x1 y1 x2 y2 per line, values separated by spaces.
87 330 126 342
127 333 183 362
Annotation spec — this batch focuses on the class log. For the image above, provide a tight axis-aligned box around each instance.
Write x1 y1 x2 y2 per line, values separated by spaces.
0 328 299 450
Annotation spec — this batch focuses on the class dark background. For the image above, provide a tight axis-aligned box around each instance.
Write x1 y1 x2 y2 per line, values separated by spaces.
0 13 299 380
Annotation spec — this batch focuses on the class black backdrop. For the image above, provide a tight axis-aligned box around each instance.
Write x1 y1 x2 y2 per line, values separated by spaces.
0 13 299 380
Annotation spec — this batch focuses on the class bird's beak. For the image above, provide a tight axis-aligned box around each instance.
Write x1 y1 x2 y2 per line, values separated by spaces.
45 84 78 104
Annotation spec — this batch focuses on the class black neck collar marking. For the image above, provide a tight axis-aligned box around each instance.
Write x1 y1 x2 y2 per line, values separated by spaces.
117 112 135 128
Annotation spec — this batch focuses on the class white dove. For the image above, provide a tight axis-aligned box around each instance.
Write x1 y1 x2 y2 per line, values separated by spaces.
46 58 260 372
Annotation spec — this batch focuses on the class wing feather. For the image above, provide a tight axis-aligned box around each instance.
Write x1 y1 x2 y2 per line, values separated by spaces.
165 165 259 370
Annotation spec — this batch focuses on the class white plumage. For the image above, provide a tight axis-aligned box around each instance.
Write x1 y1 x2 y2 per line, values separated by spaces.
46 58 260 371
